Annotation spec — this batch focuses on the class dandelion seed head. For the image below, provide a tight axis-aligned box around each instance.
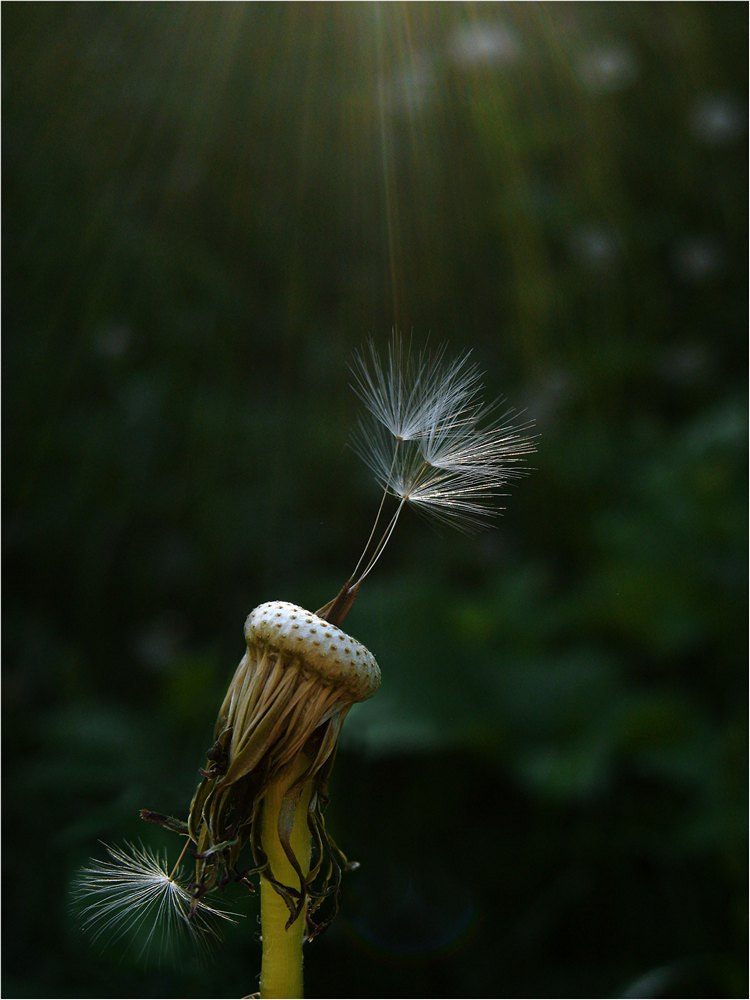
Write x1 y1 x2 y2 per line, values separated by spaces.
245 600 380 700
72 841 237 960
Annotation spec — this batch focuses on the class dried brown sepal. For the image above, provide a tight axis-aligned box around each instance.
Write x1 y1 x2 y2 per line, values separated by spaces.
139 810 190 837
315 580 360 627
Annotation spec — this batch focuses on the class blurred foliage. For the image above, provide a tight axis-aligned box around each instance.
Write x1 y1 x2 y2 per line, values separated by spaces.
3 3 747 998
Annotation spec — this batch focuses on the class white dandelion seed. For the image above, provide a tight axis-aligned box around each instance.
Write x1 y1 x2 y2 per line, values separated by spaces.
350 336 484 443
345 334 536 589
418 401 536 478
72 841 238 959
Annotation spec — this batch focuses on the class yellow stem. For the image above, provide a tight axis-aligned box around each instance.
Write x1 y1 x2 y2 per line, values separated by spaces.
259 756 313 1000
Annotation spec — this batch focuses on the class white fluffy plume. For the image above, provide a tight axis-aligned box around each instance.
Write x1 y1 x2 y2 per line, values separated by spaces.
351 335 536 534
72 842 237 958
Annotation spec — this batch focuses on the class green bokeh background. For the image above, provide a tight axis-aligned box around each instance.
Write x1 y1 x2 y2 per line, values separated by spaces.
3 3 747 998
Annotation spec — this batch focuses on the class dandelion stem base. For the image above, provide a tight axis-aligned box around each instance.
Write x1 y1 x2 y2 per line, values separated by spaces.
259 755 313 1000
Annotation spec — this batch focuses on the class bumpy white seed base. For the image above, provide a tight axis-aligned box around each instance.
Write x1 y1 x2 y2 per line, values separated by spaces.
245 601 381 702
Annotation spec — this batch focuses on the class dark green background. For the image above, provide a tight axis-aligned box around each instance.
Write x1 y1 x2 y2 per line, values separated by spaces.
3 3 747 998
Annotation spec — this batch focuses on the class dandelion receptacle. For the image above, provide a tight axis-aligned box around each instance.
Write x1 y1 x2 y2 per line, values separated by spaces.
74 333 535 998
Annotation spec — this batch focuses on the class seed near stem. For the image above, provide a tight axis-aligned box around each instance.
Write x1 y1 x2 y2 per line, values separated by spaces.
259 755 314 999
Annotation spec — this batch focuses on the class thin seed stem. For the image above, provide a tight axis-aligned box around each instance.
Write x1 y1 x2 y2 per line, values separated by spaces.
167 838 191 882
350 497 406 590
348 439 401 584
